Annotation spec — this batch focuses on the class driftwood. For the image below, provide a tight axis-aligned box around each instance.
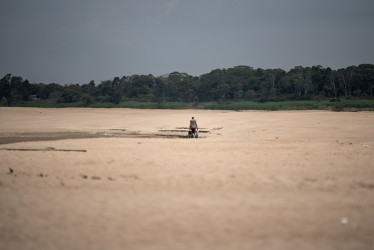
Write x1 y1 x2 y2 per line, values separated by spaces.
0 147 86 152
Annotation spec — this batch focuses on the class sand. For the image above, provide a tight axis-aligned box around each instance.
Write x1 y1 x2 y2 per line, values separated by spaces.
0 107 373 250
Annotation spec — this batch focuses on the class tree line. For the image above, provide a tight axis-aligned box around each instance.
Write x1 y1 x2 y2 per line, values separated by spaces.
1 64 374 106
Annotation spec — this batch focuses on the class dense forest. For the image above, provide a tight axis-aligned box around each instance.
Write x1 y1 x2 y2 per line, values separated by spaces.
1 64 374 107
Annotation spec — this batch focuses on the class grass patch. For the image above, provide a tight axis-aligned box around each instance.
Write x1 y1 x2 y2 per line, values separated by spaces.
325 99 374 111
4 100 189 109
200 100 374 111
10 101 86 108
201 101 325 111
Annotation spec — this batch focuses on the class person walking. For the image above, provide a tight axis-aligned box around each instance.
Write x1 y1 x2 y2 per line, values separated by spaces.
189 117 198 138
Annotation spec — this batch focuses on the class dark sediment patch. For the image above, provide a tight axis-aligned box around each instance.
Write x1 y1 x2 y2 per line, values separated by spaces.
0 147 87 152
0 132 105 145
0 128 210 145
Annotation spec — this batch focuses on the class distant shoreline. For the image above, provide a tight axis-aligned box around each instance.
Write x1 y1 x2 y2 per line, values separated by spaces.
3 99 374 111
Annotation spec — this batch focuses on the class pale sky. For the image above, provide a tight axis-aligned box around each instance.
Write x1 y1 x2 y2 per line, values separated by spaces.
1 0 374 84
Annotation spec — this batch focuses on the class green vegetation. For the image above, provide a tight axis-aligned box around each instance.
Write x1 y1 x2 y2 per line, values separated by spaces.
7 99 374 111
202 100 374 111
1 64 374 111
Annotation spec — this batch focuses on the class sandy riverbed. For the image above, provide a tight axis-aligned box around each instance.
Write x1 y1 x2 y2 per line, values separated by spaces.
0 107 373 250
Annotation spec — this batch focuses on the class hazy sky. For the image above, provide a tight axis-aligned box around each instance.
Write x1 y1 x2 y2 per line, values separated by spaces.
1 0 374 84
